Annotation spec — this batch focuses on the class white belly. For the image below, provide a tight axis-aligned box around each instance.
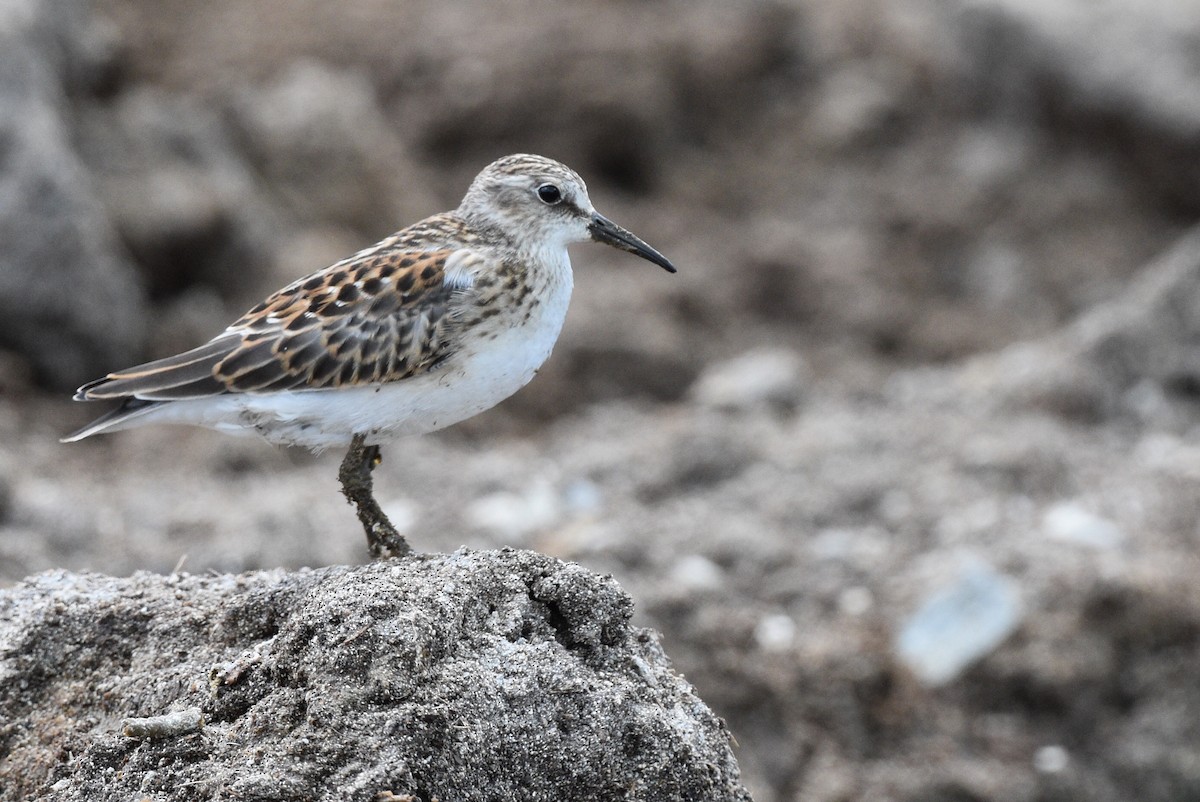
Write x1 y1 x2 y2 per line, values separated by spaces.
261 310 566 446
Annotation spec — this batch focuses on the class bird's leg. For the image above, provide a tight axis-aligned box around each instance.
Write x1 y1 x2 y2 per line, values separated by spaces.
337 434 414 559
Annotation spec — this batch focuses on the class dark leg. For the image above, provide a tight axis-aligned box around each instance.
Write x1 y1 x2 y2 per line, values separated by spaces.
337 434 414 558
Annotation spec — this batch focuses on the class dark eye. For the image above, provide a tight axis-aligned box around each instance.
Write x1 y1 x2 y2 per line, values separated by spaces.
536 184 562 205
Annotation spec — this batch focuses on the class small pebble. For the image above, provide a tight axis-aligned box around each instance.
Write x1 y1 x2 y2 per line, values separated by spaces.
123 707 204 739
1042 502 1124 549
379 498 419 536
838 586 874 616
668 554 724 591
754 613 797 652
1034 744 1069 774
465 481 561 541
895 561 1022 686
562 479 603 515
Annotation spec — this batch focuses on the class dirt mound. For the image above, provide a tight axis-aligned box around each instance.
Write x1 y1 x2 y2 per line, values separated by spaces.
0 550 749 801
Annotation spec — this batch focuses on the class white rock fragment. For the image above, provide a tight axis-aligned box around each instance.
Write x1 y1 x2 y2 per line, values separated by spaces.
1033 744 1069 774
689 348 807 412
562 479 603 515
838 586 874 617
380 497 419 536
1042 502 1124 549
122 707 204 739
668 554 725 591
895 561 1022 686
465 480 561 541
754 613 797 653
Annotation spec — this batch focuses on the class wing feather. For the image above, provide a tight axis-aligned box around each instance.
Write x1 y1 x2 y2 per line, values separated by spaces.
74 242 487 403
74 336 242 400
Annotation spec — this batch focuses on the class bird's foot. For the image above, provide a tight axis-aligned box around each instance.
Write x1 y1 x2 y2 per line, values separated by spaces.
338 434 414 559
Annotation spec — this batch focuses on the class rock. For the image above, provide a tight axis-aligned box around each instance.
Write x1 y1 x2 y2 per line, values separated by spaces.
560 344 699 405
636 426 755 502
956 226 1200 421
228 60 435 237
894 559 1023 686
0 0 146 389
668 554 725 592
1042 501 1124 549
464 481 562 542
2 0 121 96
74 87 283 303
0 549 751 802
951 0 1200 211
395 3 806 190
753 613 797 653
690 347 808 412
1033 744 1070 775
955 0 1200 211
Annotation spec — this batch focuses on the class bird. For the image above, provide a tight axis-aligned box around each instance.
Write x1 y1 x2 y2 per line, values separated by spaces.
63 154 676 558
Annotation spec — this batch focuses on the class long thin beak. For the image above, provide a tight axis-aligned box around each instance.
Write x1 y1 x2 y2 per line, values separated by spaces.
588 212 677 273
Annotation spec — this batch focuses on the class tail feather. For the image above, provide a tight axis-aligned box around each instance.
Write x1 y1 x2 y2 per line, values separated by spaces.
65 335 245 442
60 398 164 443
75 337 238 401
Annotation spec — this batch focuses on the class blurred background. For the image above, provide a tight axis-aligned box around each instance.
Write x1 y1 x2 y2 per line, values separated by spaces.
4 0 1200 799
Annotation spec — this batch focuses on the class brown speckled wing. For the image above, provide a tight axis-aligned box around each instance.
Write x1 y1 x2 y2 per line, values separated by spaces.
77 244 482 401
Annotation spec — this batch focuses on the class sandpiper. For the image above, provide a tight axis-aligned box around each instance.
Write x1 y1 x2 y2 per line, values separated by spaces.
63 154 676 558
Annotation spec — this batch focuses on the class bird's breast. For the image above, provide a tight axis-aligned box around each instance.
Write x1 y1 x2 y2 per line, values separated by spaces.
228 255 574 448
447 253 574 395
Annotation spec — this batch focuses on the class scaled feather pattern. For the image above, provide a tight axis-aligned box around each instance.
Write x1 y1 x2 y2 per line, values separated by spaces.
77 217 486 401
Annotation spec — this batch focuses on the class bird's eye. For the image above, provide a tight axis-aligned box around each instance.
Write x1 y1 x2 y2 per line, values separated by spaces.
536 184 563 205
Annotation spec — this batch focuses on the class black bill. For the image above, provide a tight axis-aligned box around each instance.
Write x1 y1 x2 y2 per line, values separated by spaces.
588 212 676 273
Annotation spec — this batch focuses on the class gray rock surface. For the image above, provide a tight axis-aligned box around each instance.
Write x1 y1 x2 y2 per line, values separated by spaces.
951 0 1200 210
0 0 144 388
952 226 1200 423
227 60 435 238
74 87 284 304
0 549 751 802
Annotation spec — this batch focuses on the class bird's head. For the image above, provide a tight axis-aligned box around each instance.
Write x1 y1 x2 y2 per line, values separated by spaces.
458 153 676 273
